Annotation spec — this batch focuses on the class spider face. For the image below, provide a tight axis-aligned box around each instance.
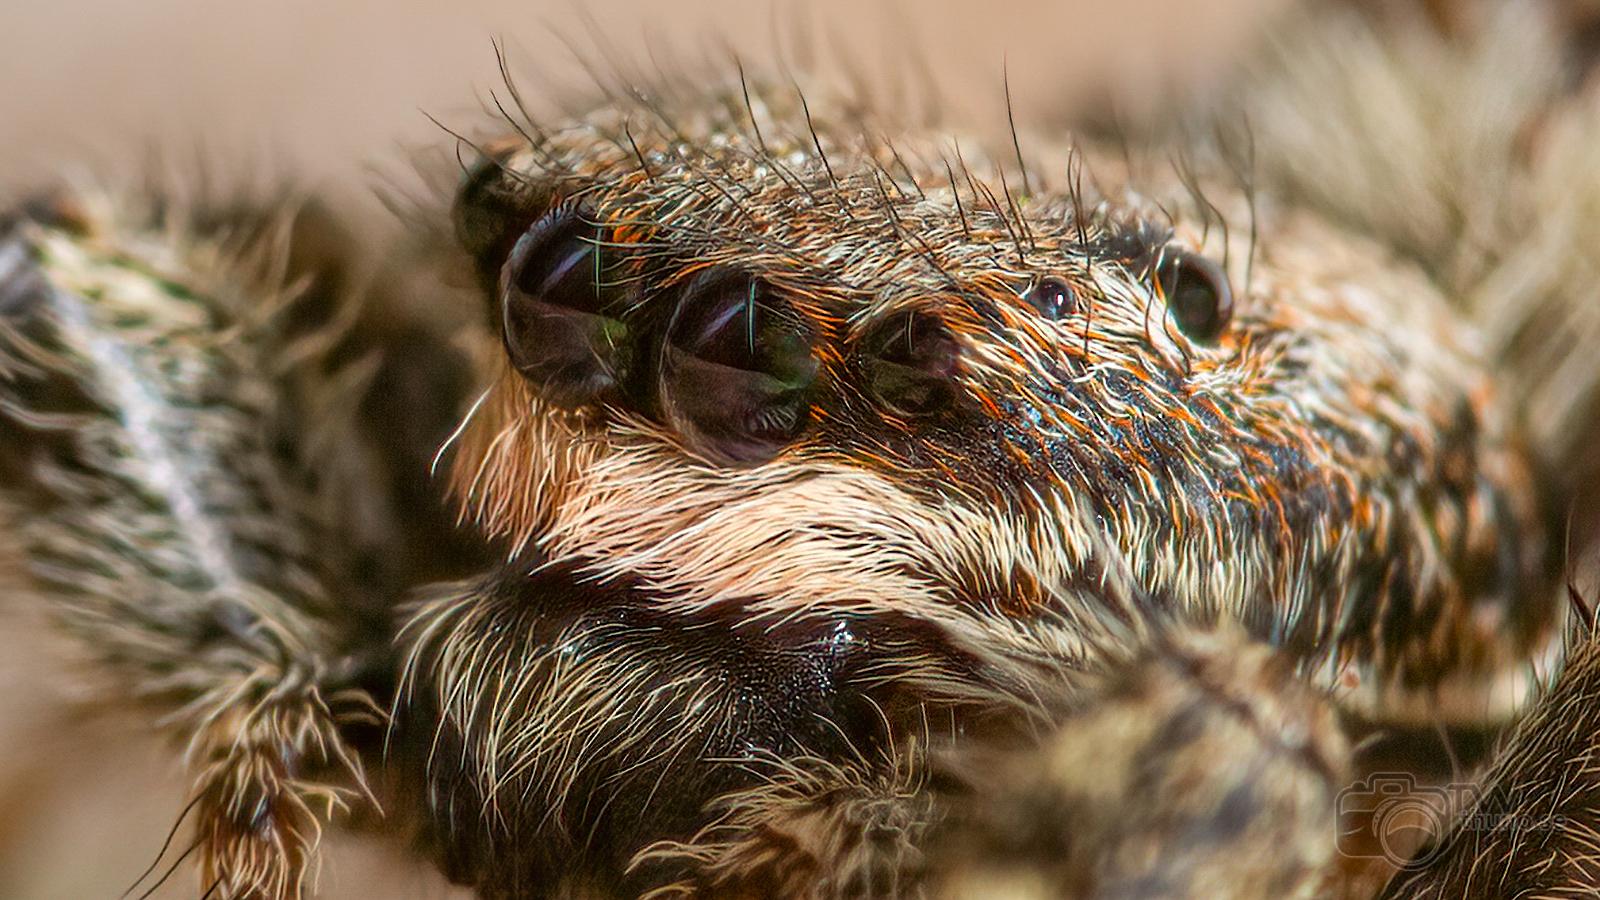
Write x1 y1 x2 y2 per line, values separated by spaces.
450 88 1552 697
10 3 1600 897
384 81 1560 893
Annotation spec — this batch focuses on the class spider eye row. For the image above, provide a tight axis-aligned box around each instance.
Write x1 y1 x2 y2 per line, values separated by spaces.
497 205 1232 465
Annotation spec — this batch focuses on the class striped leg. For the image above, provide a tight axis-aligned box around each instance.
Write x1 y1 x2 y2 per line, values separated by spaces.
0 191 476 897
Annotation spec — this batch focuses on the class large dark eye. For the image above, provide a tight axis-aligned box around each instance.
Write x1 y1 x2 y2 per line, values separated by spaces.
500 206 633 406
1023 276 1078 321
659 270 821 465
1156 250 1233 343
859 311 960 417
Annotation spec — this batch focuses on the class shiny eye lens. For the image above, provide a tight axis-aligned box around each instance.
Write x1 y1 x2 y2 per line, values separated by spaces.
860 311 959 417
1156 250 1233 344
1023 276 1077 321
508 211 614 313
499 206 632 406
659 270 820 465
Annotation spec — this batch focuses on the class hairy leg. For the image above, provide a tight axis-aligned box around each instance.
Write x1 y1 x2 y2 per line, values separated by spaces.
644 626 1351 900
927 626 1349 900
0 190 478 896
1379 624 1600 897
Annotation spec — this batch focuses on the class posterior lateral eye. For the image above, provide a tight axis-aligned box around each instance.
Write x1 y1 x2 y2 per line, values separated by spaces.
1156 250 1234 343
454 143 549 290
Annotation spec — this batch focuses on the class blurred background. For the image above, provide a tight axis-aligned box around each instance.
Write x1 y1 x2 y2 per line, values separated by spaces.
0 0 1287 200
0 1 1279 896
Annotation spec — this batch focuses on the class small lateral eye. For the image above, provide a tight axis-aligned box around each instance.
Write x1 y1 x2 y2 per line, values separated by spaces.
1023 276 1077 321
499 205 633 406
1156 250 1233 343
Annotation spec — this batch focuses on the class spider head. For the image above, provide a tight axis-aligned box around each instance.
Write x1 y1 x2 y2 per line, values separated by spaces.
443 82 1557 723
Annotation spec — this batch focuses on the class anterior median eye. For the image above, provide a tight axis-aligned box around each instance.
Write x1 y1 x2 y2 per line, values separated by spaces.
658 270 820 465
499 205 633 406
1156 249 1233 344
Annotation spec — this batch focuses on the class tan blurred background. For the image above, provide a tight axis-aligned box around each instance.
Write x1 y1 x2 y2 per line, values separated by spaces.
0 0 1287 199
0 1 1279 896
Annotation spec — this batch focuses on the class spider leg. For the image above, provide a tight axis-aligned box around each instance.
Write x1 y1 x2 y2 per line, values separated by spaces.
926 625 1350 899
0 190 479 898
1379 626 1600 897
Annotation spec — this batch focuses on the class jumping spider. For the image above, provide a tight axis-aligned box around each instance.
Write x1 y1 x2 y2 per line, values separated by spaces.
3 1 1600 897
